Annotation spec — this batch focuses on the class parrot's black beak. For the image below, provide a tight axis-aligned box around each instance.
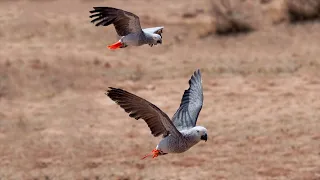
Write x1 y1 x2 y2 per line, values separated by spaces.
201 134 207 142
157 40 162 44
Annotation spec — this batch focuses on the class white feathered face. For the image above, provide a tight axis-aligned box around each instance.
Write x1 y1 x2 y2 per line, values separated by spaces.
193 126 208 142
152 34 162 44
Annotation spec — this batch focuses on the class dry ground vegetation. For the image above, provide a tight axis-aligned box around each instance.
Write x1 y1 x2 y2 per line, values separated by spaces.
0 0 320 179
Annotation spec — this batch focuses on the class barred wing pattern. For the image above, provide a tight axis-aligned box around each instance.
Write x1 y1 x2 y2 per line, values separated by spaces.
106 87 182 138
172 70 203 131
90 7 142 36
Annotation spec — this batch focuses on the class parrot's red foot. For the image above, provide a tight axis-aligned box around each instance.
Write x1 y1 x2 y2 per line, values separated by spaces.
107 41 123 50
141 149 161 159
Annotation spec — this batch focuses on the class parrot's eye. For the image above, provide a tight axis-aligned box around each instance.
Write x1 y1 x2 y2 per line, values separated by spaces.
196 130 199 133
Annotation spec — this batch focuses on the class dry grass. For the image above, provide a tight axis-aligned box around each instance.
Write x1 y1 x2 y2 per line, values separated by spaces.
1 0 320 179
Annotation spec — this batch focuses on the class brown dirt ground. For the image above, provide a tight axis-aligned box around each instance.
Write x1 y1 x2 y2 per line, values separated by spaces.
0 0 320 180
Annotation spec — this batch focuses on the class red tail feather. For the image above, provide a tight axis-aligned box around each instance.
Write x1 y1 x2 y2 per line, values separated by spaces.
141 149 160 160
107 41 122 50
141 153 153 160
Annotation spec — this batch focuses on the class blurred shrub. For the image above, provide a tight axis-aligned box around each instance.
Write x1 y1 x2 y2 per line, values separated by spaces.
287 0 320 22
210 0 261 35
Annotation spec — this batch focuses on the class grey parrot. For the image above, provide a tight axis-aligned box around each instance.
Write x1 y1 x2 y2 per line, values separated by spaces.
106 69 207 159
89 7 164 50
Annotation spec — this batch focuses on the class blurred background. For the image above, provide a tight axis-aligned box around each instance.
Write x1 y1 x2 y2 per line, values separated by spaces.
1 0 320 179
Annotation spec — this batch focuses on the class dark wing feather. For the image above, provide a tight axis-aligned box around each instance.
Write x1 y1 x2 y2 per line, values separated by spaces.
172 69 203 131
106 87 182 138
89 7 142 36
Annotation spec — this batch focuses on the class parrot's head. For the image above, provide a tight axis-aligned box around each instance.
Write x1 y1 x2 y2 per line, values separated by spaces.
151 34 162 44
191 126 208 142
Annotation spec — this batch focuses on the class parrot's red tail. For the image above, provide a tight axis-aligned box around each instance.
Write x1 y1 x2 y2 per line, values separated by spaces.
141 149 160 160
107 41 123 50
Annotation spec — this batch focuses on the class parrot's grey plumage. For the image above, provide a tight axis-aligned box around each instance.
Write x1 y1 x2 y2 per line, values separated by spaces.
106 69 207 159
172 69 203 131
142 27 164 38
89 7 163 49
